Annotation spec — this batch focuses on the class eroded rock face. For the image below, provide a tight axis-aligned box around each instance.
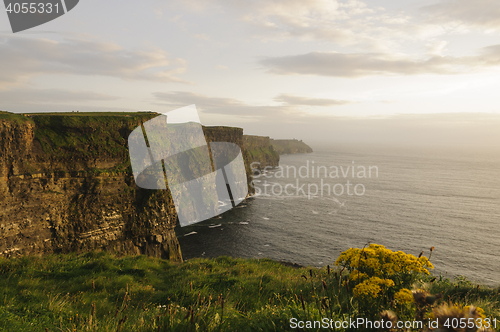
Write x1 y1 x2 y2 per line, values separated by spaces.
0 113 185 260
0 113 282 260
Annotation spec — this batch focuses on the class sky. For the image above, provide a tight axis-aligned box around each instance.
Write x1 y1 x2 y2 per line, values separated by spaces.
1 0 500 146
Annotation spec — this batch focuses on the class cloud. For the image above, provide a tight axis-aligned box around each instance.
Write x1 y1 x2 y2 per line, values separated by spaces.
152 92 500 147
237 0 355 43
153 91 306 119
422 0 500 30
274 94 353 106
0 88 118 104
0 88 123 113
258 47 500 77
154 8 163 19
425 40 449 56
194 33 210 40
177 0 417 51
0 35 189 88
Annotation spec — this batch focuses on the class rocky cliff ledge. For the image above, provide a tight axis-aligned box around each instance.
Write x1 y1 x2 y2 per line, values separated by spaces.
242 135 280 171
0 112 183 260
270 139 313 155
0 112 273 260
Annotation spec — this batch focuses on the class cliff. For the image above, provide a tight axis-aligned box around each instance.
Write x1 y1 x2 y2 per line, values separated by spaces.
0 112 257 260
242 135 280 171
270 139 313 155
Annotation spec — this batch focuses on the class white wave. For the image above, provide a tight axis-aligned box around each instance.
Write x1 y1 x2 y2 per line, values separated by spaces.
184 231 197 236
209 224 222 228
330 196 345 207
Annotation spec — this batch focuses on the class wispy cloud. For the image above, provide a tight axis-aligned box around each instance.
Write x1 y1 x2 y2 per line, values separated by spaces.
0 87 123 113
176 0 417 51
0 88 118 104
153 91 307 118
422 0 500 31
194 33 210 40
274 94 353 106
0 35 189 88
258 46 500 77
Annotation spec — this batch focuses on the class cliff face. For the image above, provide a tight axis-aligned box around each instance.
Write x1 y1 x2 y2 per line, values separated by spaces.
270 139 313 155
242 135 280 171
203 126 255 194
0 113 258 260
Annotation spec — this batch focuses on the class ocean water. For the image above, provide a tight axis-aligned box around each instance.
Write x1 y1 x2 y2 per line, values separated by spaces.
175 144 500 285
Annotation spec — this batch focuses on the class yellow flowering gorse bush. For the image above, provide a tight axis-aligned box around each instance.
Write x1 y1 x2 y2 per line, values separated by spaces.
352 277 395 299
336 244 433 279
394 288 414 305
332 244 493 327
335 244 434 316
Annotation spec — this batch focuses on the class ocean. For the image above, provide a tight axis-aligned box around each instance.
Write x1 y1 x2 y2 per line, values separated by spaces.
175 144 500 285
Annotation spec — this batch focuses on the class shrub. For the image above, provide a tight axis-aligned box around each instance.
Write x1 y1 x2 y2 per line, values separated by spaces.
335 243 433 319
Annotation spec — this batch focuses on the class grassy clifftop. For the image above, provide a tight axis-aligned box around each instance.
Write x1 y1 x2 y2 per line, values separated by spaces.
30 112 157 161
0 251 498 331
0 111 34 124
242 135 280 170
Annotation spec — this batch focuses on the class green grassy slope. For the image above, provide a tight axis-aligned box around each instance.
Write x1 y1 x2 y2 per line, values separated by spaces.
0 253 498 332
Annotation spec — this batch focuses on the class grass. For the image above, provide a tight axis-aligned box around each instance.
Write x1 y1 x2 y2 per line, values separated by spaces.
0 111 34 125
22 112 158 117
245 147 279 164
31 113 157 159
0 252 499 331
2 111 159 163
0 253 319 331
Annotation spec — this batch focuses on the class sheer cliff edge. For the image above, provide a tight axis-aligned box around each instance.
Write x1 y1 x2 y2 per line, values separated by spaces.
0 112 310 260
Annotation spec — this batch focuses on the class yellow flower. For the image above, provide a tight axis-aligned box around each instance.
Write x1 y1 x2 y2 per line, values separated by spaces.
394 288 414 304
464 305 486 319
335 244 433 276
349 270 368 281
353 277 394 299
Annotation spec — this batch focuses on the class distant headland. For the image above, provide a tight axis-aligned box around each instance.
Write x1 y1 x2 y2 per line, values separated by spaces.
270 138 313 155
